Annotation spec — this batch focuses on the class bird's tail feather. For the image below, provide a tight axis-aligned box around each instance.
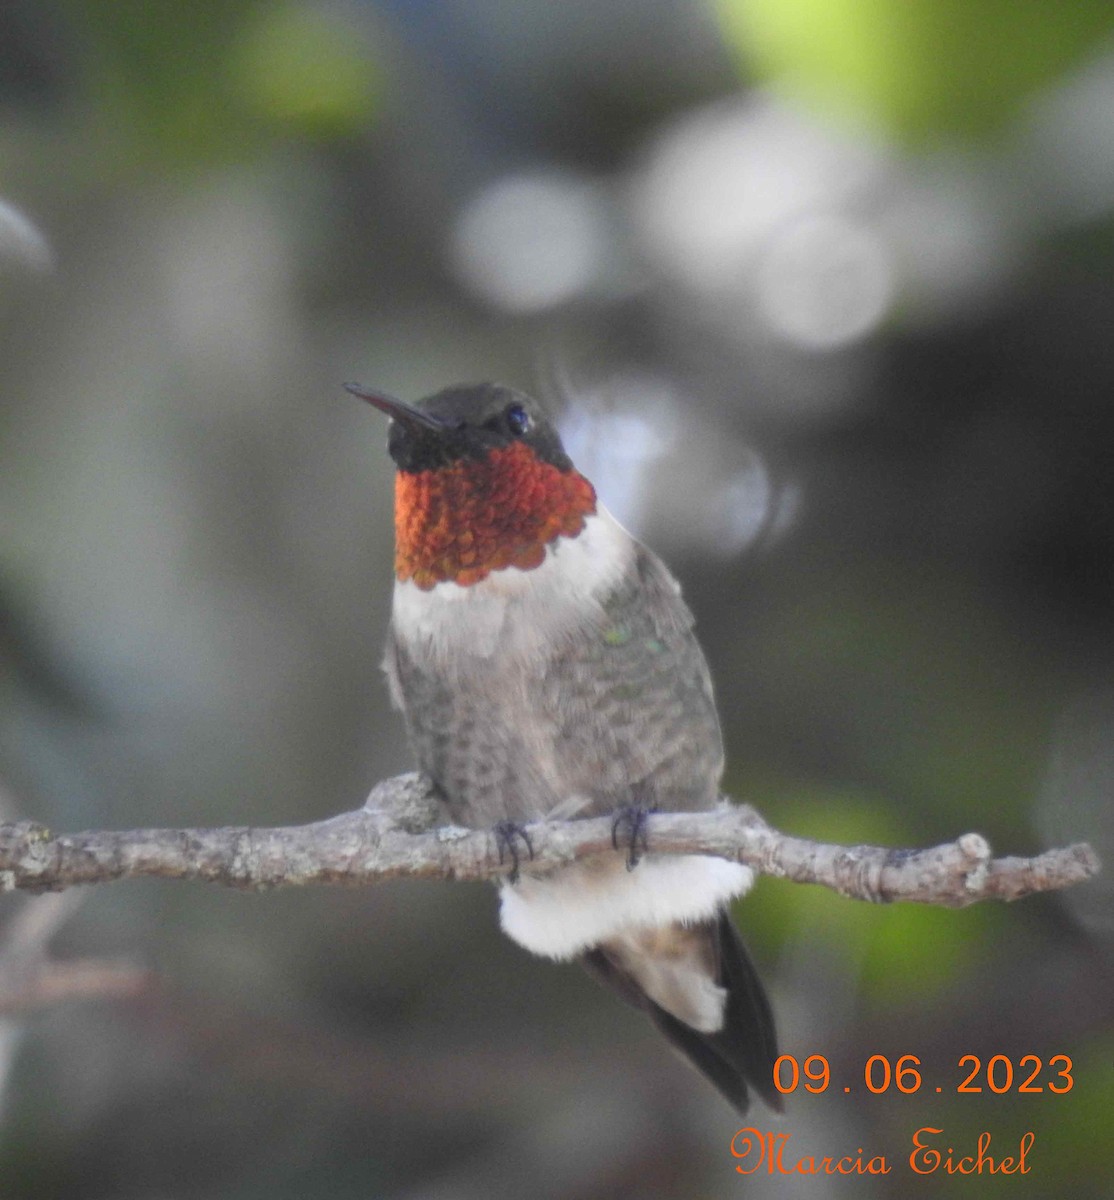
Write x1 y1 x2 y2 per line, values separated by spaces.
580 909 782 1114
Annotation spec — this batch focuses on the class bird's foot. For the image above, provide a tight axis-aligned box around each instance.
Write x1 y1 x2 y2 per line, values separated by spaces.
611 804 655 871
493 820 534 884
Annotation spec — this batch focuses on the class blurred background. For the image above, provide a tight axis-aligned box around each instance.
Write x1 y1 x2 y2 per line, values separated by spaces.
0 0 1111 1196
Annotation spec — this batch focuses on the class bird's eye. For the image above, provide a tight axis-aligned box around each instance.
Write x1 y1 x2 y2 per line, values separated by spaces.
505 404 531 436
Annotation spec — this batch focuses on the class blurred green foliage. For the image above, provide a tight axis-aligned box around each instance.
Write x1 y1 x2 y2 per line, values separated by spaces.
58 0 381 167
740 789 998 1003
793 575 1053 834
715 0 1114 142
1034 1034 1114 1188
231 3 383 135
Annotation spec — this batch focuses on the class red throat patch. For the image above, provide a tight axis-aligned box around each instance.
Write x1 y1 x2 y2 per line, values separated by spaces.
394 441 597 589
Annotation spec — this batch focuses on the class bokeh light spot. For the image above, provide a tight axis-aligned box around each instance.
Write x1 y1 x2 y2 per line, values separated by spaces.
756 213 893 348
450 169 610 313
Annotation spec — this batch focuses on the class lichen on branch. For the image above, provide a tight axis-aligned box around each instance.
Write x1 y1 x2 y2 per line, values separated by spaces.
0 773 1099 906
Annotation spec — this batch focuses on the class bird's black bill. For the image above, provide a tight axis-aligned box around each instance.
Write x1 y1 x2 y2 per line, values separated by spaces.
344 382 452 432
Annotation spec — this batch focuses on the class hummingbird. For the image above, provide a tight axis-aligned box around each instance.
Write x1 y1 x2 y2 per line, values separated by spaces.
349 380 781 1114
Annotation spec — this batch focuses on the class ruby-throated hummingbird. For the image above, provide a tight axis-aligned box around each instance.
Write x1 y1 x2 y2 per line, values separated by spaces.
350 380 780 1113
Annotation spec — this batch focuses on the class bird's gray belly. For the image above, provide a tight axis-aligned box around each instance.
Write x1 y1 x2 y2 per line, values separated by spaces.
389 585 724 827
394 655 567 825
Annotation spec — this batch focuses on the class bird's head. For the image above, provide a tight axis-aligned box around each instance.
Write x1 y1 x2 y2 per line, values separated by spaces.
349 382 597 590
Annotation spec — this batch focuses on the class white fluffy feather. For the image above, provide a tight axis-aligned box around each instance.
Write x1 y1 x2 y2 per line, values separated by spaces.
499 854 754 960
390 508 635 664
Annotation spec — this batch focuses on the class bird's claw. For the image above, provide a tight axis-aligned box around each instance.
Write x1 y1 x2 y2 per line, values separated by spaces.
494 821 534 884
612 804 655 870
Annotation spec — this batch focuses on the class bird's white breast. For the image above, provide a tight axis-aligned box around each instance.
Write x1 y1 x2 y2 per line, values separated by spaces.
389 507 636 665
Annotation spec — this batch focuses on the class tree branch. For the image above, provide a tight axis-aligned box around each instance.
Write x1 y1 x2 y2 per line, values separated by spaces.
0 772 1100 906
